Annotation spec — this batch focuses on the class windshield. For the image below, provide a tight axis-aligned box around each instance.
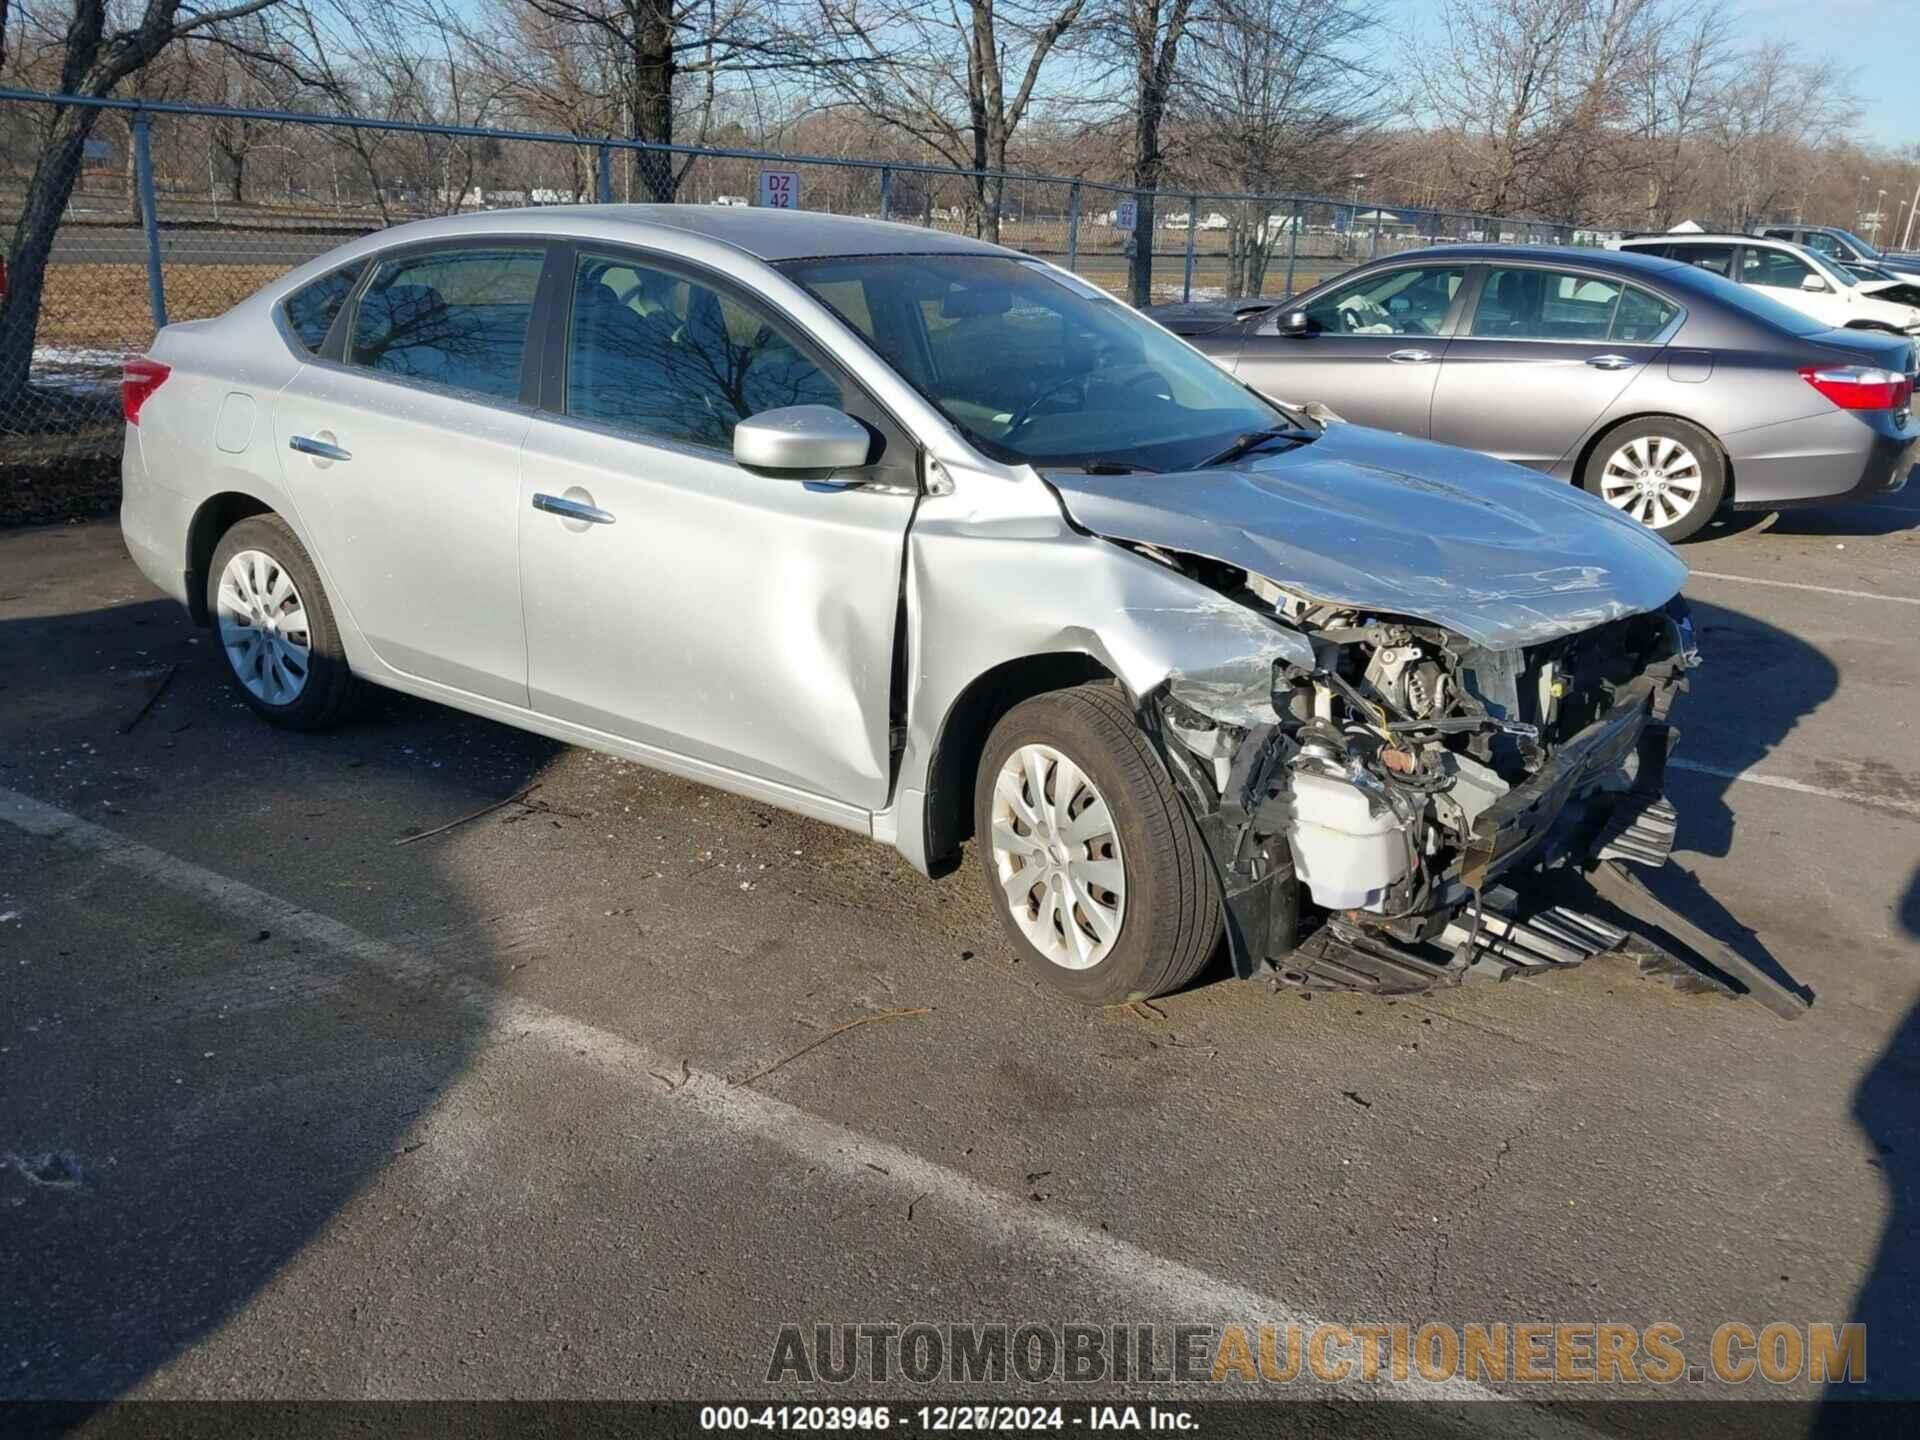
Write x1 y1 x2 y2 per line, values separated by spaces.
778 253 1292 472
1832 228 1882 259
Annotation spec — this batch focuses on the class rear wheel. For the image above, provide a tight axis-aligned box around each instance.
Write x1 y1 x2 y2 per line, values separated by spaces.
208 514 363 730
1580 417 1725 542
974 683 1222 1004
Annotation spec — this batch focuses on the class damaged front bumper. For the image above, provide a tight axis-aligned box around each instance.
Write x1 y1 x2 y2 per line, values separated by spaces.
1146 603 1810 1019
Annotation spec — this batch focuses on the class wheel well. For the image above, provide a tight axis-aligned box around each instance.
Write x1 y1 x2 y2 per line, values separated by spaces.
1571 412 1736 505
921 652 1117 875
184 492 273 625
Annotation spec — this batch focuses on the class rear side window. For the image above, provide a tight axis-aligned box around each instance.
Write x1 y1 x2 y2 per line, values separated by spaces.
1666 243 1735 277
1470 268 1621 340
347 247 545 401
282 263 363 353
1611 287 1679 343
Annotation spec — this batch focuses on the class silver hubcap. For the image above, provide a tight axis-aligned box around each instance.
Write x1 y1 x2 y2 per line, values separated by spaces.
1600 436 1704 529
989 743 1126 970
216 549 312 705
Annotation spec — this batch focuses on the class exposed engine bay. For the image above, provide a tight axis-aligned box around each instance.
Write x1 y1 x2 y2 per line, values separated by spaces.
1128 544 1806 1018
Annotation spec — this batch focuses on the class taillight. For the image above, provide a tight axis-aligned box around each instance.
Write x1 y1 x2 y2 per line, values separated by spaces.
121 356 170 425
1799 364 1913 411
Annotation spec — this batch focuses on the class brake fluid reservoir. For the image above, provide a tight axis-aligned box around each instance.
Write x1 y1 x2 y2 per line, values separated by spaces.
1286 769 1410 912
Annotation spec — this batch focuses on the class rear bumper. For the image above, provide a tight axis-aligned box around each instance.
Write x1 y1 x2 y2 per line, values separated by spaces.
1725 408 1919 509
119 427 193 609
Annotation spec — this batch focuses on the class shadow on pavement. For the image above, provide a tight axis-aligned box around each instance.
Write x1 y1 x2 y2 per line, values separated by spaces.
1832 968 1920 1408
1703 503 1919 542
1560 597 1833 1007
0 587 563 1403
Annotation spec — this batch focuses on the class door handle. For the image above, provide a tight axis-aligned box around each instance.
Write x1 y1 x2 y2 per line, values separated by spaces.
289 435 351 461
1387 349 1434 364
532 493 616 525
1585 354 1637 370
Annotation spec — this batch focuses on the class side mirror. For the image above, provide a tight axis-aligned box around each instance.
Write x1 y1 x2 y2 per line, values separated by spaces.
1801 273 1831 293
1276 309 1312 337
733 405 872 480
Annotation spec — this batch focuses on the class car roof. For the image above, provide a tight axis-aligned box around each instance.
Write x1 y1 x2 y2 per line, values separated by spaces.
1358 243 1685 275
341 204 1018 263
1623 232 1783 245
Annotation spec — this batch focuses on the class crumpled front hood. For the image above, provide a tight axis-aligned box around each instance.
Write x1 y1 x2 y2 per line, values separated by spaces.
1046 423 1688 650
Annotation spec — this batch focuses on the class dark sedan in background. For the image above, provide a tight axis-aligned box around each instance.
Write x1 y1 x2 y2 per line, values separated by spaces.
1154 245 1917 540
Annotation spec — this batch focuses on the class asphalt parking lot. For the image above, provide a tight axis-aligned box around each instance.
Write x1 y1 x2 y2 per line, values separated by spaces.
3 493 1918 1414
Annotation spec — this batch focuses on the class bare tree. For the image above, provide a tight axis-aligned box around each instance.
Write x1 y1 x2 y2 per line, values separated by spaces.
505 1 838 201
1712 41 1856 231
1179 0 1384 295
812 0 1086 241
1 0 286 410
1106 0 1196 303
1625 0 1730 229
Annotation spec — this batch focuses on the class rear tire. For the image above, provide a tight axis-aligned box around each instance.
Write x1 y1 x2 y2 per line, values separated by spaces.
1580 416 1725 543
208 514 363 730
974 683 1223 1004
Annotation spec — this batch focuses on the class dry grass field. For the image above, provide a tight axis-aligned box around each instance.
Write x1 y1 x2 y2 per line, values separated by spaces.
34 262 284 350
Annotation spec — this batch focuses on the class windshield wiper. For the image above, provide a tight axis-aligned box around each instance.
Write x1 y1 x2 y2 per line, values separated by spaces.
1200 426 1318 467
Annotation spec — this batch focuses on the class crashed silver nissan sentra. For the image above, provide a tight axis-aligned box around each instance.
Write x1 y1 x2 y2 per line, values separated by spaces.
119 207 1803 1017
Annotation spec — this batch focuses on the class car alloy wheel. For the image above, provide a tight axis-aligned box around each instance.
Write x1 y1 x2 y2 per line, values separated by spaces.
1599 435 1704 529
216 548 313 706
988 742 1127 970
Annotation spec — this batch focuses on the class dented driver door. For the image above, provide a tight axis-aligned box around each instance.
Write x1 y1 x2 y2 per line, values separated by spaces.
516 246 916 814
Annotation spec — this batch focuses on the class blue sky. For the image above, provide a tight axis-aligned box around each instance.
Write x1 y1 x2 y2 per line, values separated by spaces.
1403 0 1918 150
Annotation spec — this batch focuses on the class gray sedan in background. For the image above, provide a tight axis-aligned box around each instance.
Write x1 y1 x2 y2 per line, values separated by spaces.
1156 244 1917 541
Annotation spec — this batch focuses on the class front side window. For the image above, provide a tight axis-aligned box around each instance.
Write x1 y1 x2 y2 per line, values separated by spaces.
1471 268 1623 340
564 252 842 451
1800 231 1842 259
1300 265 1465 336
1741 247 1818 290
347 247 545 401
781 253 1291 473
282 262 363 352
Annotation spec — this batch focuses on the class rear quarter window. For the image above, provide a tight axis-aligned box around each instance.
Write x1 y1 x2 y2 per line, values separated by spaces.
281 263 364 353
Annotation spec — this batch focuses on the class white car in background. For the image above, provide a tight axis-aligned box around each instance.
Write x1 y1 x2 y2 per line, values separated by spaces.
1616 233 1920 336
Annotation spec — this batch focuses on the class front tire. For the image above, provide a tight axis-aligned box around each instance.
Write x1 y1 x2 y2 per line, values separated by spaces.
208 513 363 730
1580 417 1725 542
974 683 1223 1004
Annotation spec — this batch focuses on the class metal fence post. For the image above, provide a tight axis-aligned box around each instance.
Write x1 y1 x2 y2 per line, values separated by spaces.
1183 196 1197 302
1066 182 1081 272
595 145 612 204
1369 204 1383 260
879 166 892 221
1131 189 1152 309
131 111 167 332
1283 201 1300 298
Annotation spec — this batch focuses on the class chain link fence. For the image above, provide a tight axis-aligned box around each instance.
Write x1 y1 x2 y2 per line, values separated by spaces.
2 89 1576 510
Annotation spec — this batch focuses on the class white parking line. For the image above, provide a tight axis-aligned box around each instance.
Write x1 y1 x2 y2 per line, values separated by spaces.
1 784 1577 1417
1687 570 1920 606
1668 758 1920 820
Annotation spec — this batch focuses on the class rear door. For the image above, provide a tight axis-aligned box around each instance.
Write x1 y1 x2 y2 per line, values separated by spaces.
1430 264 1673 469
273 241 549 706
1232 261 1470 436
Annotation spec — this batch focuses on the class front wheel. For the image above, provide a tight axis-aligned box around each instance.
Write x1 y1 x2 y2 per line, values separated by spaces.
1580 417 1726 542
974 683 1223 1004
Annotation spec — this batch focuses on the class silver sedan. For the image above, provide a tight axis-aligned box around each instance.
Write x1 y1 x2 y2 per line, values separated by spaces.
119 207 1797 1015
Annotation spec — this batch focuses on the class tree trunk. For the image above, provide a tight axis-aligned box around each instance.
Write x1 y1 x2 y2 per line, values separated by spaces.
0 106 106 410
629 2 676 202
